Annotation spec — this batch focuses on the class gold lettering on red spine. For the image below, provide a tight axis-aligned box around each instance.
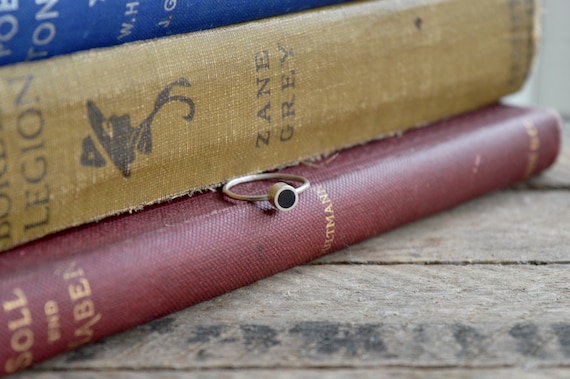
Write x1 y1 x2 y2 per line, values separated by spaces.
2 288 34 374
315 185 336 255
44 300 61 343
523 120 540 179
59 262 102 349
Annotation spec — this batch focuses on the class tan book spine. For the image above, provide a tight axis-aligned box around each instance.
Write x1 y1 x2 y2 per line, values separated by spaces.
0 0 536 251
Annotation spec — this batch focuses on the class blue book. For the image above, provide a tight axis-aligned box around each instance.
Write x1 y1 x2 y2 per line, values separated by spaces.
0 0 350 66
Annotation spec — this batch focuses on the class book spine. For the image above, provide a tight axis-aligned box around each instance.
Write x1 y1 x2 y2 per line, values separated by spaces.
0 0 537 251
0 105 561 376
0 0 349 66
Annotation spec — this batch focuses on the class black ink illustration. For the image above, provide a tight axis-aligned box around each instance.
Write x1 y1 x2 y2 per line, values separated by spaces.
80 78 195 177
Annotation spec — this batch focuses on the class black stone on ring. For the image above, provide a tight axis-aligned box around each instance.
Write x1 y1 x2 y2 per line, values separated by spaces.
222 173 310 211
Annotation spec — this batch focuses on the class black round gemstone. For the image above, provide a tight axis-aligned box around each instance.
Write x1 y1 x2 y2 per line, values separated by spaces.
277 189 297 209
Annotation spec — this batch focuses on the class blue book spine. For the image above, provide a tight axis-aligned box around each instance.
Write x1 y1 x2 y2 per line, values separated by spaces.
0 0 350 66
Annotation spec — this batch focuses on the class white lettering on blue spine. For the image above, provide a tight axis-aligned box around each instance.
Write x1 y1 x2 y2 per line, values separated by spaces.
0 0 18 12
125 1 139 16
0 14 17 57
117 1 140 40
25 0 59 60
32 22 55 45
164 0 176 11
0 15 17 41
0 0 18 57
35 0 59 20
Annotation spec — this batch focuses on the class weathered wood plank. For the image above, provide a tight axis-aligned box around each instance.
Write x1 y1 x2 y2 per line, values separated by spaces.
317 191 570 264
34 264 570 371
14 368 570 379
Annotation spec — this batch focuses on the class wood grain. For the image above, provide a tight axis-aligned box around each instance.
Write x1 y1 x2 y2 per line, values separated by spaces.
14 368 570 379
25 263 570 372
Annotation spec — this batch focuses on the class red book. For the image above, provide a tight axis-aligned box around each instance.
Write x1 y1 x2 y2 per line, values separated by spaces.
0 104 561 376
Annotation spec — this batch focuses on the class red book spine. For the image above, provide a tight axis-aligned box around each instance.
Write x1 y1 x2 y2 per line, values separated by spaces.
0 105 561 376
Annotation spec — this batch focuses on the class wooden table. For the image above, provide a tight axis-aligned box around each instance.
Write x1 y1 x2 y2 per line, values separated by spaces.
15 121 570 379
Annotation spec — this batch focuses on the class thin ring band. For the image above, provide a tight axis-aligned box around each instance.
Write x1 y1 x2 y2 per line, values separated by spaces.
223 173 310 211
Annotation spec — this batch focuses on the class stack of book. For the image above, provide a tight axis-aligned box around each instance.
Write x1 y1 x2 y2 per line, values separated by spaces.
0 0 561 376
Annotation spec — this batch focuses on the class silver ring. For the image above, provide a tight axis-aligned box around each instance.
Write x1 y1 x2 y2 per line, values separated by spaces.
223 173 310 211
